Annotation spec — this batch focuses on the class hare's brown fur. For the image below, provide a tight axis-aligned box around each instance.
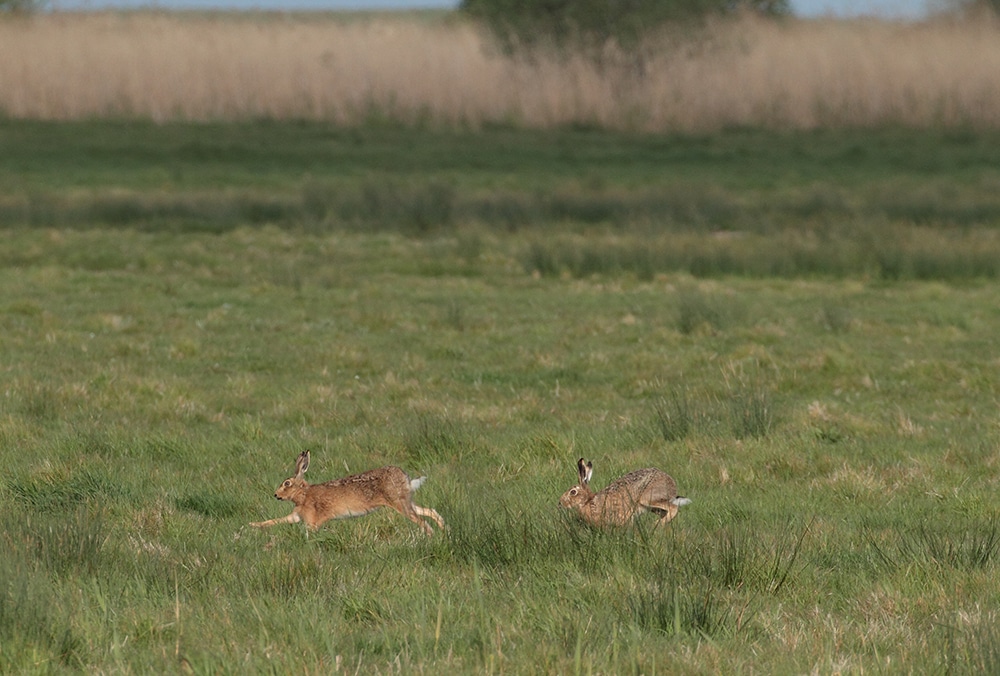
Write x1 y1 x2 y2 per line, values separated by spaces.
559 458 690 527
250 451 445 535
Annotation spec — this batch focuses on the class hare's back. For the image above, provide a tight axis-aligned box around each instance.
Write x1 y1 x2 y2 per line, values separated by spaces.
605 467 677 502
320 466 412 501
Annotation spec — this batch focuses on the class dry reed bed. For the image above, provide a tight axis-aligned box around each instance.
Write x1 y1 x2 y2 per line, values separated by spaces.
2 12 1000 130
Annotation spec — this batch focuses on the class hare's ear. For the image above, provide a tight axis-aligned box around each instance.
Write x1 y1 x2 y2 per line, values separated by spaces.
295 451 310 477
577 458 593 485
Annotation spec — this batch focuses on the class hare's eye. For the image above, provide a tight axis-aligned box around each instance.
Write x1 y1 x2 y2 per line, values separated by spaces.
283 480 291 487
570 488 578 496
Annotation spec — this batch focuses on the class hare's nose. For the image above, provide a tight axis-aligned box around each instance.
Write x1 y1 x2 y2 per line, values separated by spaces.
274 493 281 500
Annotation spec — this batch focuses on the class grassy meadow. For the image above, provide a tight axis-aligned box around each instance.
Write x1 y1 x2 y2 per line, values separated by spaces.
2 117 1000 673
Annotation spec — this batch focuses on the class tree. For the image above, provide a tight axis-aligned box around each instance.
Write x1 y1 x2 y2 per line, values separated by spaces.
461 0 790 54
0 0 42 11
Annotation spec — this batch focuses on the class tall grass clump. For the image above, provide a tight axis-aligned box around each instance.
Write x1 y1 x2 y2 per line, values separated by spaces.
517 227 1000 282
724 365 775 440
30 507 108 578
337 180 457 234
652 388 693 442
401 413 470 466
0 563 85 671
620 580 739 639
867 515 1000 572
941 615 1000 676
697 521 810 594
445 496 563 571
8 464 127 513
676 286 730 335
0 507 89 670
821 301 853 333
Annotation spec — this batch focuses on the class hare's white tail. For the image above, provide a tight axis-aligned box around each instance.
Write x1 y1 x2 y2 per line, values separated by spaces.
672 497 692 507
409 476 427 492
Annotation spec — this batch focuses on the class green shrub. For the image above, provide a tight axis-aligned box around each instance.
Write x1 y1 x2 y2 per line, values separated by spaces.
461 0 790 54
0 0 40 12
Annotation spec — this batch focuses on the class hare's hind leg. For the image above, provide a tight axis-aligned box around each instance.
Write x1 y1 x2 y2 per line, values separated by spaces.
647 501 679 525
413 503 445 530
393 502 435 535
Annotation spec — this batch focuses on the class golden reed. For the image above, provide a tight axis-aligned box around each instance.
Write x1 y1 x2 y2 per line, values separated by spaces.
2 12 999 130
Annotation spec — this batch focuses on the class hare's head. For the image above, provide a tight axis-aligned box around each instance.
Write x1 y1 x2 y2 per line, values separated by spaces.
273 451 310 501
559 458 594 510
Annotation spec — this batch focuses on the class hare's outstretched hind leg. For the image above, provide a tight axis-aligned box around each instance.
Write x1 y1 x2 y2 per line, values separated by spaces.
396 503 435 535
413 504 445 530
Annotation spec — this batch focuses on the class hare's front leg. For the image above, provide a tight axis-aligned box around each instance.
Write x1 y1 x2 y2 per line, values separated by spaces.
250 511 301 528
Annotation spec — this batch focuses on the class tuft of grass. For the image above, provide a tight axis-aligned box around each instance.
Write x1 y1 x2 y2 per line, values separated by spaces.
522 241 561 277
13 383 64 422
175 492 247 519
0 562 85 671
339 179 456 234
946 616 1000 675
697 521 810 595
676 287 738 335
401 413 469 466
652 388 692 442
725 368 775 440
868 516 1000 573
30 506 109 576
442 300 466 331
8 465 127 512
821 301 852 333
446 495 559 571
620 582 738 639
242 551 329 599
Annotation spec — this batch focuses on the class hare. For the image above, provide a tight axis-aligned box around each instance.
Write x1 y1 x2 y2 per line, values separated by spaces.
559 457 691 527
250 451 445 536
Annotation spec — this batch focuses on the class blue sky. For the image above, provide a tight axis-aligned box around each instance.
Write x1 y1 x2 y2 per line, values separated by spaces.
49 0 934 19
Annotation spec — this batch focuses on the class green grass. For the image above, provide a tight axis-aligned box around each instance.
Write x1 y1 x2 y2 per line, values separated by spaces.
5 121 1000 280
2 121 1000 672
4 122 999 193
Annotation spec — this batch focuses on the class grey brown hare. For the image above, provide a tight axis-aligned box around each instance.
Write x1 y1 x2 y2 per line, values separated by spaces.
559 457 691 527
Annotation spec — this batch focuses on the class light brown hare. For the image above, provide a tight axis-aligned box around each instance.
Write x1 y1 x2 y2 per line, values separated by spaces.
559 457 691 527
250 451 445 536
